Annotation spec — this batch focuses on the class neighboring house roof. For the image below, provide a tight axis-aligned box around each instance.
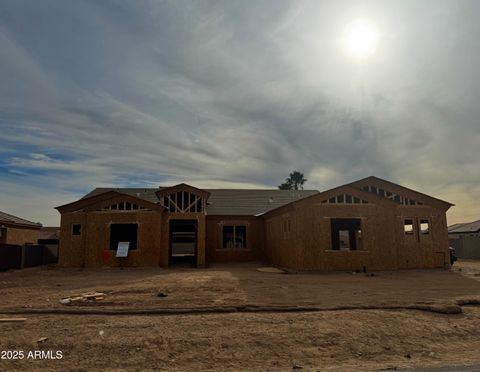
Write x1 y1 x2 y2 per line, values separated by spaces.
81 187 318 216
448 220 480 234
447 223 464 231
0 210 42 228
38 226 60 240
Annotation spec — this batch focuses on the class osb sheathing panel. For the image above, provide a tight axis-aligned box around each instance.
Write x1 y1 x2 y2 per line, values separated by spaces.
265 198 449 271
4 226 39 245
205 216 265 264
160 213 206 267
90 211 161 267
395 205 449 269
59 213 87 267
59 211 162 267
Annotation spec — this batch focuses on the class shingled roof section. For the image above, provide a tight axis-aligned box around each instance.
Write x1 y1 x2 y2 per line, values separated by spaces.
205 189 318 215
82 187 318 216
448 220 480 234
0 210 42 228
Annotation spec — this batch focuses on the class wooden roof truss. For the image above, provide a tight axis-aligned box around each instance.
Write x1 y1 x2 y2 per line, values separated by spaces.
162 190 205 213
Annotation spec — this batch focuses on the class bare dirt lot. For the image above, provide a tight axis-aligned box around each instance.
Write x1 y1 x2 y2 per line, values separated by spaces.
1 261 480 371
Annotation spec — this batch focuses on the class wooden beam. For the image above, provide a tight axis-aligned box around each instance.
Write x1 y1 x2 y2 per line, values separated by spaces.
186 194 200 213
0 318 27 323
167 195 180 213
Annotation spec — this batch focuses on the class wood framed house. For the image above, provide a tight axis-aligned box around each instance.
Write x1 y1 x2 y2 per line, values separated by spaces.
56 176 453 270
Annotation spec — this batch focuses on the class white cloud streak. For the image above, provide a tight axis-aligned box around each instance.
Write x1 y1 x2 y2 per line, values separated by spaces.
0 0 479 225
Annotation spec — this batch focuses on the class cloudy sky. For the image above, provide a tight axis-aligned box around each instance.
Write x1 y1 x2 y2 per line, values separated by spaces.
0 0 479 226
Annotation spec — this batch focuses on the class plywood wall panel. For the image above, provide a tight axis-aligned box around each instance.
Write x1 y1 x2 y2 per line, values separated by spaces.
205 216 264 264
59 211 162 267
265 194 449 271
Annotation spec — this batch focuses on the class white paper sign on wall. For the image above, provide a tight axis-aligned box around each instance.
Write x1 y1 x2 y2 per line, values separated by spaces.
116 242 130 257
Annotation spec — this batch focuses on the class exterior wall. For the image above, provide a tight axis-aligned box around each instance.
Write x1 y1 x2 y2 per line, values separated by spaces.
205 216 264 263
396 205 449 269
59 211 208 268
265 203 395 271
265 189 449 271
59 213 87 267
2 226 40 245
449 235 480 259
59 211 162 267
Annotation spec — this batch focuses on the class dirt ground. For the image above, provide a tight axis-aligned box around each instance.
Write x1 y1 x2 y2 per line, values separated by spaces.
1 260 480 371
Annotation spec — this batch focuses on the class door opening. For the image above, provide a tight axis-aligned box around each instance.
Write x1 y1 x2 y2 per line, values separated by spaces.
169 220 197 266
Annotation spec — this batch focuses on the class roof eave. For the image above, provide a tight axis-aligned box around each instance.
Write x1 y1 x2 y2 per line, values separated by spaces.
0 221 42 229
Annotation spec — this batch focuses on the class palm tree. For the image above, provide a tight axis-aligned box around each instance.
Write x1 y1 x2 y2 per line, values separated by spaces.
278 171 307 190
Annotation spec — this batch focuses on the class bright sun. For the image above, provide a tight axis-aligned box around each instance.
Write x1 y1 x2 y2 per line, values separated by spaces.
345 20 379 58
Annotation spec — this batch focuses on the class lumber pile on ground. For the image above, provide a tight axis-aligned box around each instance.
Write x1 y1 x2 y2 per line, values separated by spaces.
59 292 106 305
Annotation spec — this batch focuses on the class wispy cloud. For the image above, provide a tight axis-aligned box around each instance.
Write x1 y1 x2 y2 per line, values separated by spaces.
0 0 479 225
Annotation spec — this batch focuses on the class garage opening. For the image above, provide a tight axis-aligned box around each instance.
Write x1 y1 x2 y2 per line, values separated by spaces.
169 220 197 266
331 218 362 250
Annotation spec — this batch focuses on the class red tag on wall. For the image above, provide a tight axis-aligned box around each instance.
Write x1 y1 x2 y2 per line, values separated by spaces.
102 250 110 265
